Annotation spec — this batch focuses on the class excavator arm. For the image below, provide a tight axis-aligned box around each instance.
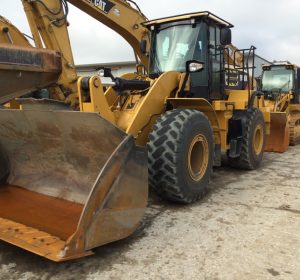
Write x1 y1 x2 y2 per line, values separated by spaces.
67 0 149 66
0 16 31 46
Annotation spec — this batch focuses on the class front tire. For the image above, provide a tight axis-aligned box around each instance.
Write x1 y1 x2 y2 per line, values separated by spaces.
148 109 214 204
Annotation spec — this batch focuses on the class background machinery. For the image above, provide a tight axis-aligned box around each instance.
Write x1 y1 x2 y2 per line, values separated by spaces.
0 16 62 104
0 1 272 261
260 62 300 151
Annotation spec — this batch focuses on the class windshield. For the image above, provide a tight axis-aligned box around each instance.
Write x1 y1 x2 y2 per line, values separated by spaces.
262 66 294 92
149 23 204 74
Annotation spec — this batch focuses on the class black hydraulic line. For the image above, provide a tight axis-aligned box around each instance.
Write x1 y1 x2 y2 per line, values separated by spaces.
113 77 150 91
29 0 63 15
30 0 69 27
126 0 148 20
52 0 69 27
22 33 34 41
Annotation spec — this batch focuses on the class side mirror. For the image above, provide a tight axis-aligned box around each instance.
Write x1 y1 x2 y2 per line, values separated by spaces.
140 39 147 54
220 28 232 46
186 60 205 73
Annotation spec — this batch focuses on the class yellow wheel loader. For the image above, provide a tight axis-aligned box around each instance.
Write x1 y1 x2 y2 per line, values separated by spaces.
0 3 272 261
260 62 300 152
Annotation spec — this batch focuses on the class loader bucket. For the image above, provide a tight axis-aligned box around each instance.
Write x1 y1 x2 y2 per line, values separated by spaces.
0 108 148 261
265 112 289 153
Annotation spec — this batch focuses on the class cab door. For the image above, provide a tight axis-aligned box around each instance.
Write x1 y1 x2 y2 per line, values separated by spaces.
209 25 224 100
189 23 209 99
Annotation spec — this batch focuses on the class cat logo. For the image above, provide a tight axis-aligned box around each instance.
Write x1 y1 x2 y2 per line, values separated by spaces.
86 0 115 14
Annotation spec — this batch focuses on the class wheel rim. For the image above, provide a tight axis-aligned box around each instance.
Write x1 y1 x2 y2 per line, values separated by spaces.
188 134 209 182
253 124 264 155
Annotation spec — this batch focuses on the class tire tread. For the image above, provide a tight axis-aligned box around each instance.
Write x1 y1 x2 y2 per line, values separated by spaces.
148 109 213 203
228 108 265 170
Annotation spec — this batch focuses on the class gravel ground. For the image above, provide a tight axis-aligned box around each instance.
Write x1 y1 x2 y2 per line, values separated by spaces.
0 146 300 280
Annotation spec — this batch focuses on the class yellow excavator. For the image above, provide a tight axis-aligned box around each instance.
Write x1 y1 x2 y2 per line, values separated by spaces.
260 62 300 152
0 1 275 261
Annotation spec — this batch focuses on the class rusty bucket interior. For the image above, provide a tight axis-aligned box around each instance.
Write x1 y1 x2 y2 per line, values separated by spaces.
0 108 147 261
265 112 289 153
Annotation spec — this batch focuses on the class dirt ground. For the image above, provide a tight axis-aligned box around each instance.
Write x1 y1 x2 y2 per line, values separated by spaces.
0 146 300 280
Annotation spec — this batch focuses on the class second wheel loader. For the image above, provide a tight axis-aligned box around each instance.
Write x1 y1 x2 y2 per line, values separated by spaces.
260 62 300 152
0 4 272 261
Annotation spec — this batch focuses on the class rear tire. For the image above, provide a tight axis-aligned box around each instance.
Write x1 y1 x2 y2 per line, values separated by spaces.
148 109 214 204
228 108 265 170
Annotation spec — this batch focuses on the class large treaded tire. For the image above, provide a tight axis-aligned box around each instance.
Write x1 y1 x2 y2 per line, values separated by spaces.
228 108 265 170
148 109 214 204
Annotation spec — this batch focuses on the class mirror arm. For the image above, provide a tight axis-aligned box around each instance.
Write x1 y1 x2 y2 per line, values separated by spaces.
178 71 190 97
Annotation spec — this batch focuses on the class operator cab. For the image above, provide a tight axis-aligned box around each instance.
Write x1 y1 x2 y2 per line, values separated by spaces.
143 12 233 101
261 63 300 103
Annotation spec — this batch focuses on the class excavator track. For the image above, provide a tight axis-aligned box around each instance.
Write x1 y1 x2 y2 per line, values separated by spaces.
289 111 300 146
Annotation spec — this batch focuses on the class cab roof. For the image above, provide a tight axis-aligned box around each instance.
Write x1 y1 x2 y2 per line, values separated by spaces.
143 11 233 29
262 62 298 70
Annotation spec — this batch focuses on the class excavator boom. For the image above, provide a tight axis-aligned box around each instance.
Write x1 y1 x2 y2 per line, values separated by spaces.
68 0 149 67
20 0 149 102
0 0 150 104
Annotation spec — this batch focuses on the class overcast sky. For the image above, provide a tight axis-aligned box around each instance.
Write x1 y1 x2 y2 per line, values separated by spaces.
1 0 300 65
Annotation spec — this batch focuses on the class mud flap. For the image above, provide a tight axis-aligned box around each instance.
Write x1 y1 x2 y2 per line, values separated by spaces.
265 112 289 153
0 109 148 261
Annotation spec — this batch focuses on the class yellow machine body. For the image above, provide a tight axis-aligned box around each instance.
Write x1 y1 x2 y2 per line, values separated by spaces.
0 4 274 262
261 63 300 152
0 72 270 262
